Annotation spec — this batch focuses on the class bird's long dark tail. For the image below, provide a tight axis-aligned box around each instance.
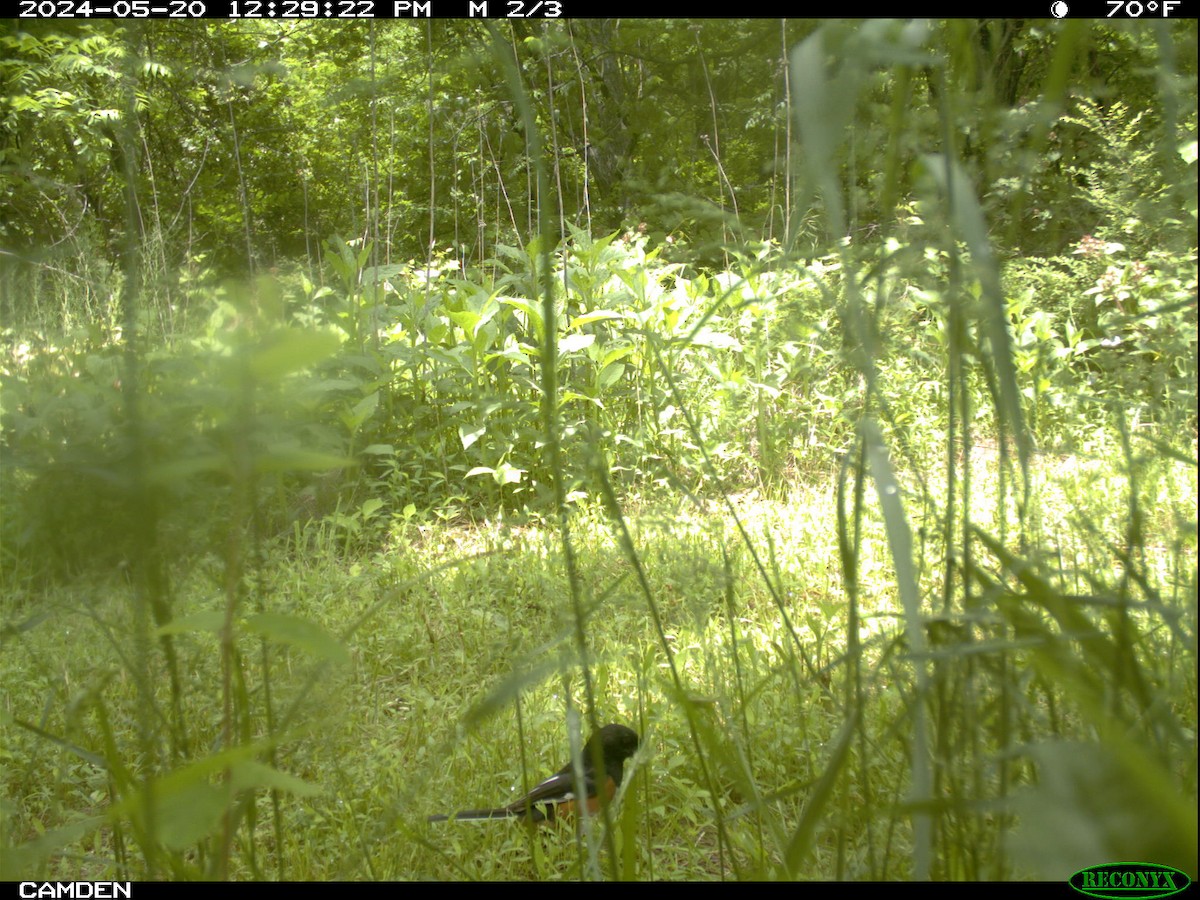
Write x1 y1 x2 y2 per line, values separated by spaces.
427 808 517 823
427 805 550 823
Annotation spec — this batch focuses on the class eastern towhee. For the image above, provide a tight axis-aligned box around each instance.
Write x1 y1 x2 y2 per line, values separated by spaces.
427 723 639 823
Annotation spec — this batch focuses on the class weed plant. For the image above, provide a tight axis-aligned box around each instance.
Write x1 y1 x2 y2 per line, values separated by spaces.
2 20 1195 882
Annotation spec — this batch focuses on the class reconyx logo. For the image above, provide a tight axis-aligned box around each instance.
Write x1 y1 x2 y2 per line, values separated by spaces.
1070 862 1191 900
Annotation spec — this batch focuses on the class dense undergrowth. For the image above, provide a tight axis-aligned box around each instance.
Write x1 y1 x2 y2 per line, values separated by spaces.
1 224 1195 879
2 225 1194 589
1 21 1196 882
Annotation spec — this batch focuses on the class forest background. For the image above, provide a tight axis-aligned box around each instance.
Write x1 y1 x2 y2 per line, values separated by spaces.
1 18 1196 881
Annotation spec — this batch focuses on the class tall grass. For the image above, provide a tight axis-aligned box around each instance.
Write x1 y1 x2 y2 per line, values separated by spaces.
2 20 1195 882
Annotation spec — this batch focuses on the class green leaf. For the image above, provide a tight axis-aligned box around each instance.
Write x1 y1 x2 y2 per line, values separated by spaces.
342 391 379 431
256 448 353 474
1 817 106 878
597 361 625 390
107 743 266 849
465 653 568 725
601 345 635 368
785 709 859 876
493 462 524 485
243 613 350 665
229 760 322 798
570 310 624 328
500 297 544 341
459 422 486 450
921 153 1030 471
154 610 225 636
448 308 482 335
106 747 318 852
248 329 341 380
558 332 595 354
1013 741 1198 879
148 454 227 483
861 419 931 878
155 779 230 850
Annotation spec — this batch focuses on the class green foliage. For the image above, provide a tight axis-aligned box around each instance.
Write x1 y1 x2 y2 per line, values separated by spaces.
1061 98 1196 255
301 229 862 530
4 451 1193 878
0 281 348 586
1 326 133 580
0 27 126 253
3 19 1194 321
5 222 1193 582
1006 239 1198 441
2 16 1196 884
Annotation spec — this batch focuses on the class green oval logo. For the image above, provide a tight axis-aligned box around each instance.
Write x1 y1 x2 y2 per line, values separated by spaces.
1070 862 1192 900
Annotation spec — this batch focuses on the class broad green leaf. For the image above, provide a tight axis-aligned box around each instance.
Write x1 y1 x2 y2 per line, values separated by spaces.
561 390 602 407
106 750 317 852
248 329 340 380
148 454 227 483
493 463 524 485
243 613 349 665
785 709 859 876
6 714 107 768
466 653 570 725
154 610 225 636
459 422 486 450
255 448 352 474
500 297 543 341
341 391 379 432
229 760 322 797
154 779 230 850
597 361 625 390
1013 741 1197 879
558 332 595 354
448 308 481 335
2 817 106 878
107 742 269 847
570 310 624 328
601 345 635 368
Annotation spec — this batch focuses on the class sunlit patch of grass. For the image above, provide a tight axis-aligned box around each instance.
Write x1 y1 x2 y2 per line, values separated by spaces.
3 429 1194 879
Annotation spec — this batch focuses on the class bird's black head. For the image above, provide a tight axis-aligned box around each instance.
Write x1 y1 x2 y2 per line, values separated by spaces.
594 723 639 761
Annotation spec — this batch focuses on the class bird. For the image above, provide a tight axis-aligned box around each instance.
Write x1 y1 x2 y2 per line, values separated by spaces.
427 723 640 823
